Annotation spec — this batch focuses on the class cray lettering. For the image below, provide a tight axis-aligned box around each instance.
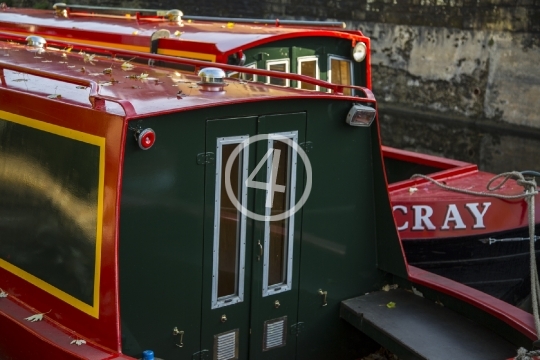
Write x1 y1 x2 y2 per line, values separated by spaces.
393 202 492 231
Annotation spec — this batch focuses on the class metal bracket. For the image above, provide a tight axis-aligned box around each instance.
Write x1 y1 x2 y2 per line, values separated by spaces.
290 322 305 336
257 52 269 61
192 349 210 360
299 141 313 153
196 152 215 165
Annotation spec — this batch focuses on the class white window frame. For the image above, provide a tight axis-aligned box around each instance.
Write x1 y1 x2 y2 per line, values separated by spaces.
327 55 354 95
227 62 258 82
265 59 290 87
262 131 298 297
211 135 249 309
297 55 319 91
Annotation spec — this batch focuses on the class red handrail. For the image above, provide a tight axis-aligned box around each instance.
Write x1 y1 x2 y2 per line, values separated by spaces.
59 4 347 28
0 31 375 101
0 59 137 116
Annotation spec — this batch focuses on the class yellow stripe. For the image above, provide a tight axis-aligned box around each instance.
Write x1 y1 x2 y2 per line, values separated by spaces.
1 29 216 61
0 110 104 318
157 48 216 62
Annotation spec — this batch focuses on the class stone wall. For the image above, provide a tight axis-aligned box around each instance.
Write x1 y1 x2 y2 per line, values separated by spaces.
16 0 540 33
361 23 540 128
11 0 540 171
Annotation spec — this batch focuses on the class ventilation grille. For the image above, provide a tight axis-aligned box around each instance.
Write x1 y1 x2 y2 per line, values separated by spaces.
214 329 239 360
263 316 287 351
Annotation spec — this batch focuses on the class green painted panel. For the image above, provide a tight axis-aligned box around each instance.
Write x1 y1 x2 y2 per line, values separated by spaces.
295 103 388 359
200 113 307 359
249 113 306 359
201 117 257 360
118 99 402 359
241 37 367 89
0 117 100 306
371 126 408 278
119 114 206 359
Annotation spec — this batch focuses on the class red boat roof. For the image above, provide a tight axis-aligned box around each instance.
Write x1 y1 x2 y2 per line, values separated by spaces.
0 9 366 60
0 40 364 118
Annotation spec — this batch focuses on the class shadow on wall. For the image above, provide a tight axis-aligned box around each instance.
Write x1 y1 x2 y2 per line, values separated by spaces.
379 109 540 176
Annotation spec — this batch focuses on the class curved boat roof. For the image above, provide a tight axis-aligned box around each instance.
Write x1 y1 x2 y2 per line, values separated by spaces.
0 39 369 118
0 9 367 60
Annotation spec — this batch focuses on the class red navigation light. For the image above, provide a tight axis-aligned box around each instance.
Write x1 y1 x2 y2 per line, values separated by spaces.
137 128 156 150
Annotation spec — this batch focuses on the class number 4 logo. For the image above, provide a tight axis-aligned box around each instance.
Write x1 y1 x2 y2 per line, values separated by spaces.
246 148 285 209
224 133 312 222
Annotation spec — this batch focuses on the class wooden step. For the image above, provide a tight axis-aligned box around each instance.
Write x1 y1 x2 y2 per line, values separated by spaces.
341 289 518 360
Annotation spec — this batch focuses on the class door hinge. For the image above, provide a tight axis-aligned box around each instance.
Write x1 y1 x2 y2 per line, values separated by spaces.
196 152 215 165
291 322 305 336
192 349 209 360
299 141 313 153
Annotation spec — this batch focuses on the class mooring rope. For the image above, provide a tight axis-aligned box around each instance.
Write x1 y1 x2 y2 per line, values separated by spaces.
410 171 540 357
515 347 540 360
411 172 537 200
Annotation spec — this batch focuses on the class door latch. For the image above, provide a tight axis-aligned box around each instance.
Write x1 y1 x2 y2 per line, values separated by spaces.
173 327 184 347
318 289 328 306
257 240 263 261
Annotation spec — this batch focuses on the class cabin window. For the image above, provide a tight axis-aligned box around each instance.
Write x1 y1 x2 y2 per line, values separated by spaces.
262 131 298 297
328 55 353 96
266 59 290 87
297 56 319 91
228 62 257 82
212 136 249 309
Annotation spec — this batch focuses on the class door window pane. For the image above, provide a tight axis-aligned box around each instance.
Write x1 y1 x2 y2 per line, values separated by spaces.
268 139 290 286
218 144 241 297
262 132 298 297
329 56 353 96
212 136 248 308
228 63 257 82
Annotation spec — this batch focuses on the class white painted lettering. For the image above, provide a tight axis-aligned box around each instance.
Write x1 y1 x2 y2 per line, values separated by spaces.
412 205 436 230
441 204 466 230
393 205 408 231
465 202 491 229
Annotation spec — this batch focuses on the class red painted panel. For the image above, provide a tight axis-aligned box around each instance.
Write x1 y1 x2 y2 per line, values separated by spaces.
390 171 539 240
0 296 123 359
0 88 126 352
382 145 473 170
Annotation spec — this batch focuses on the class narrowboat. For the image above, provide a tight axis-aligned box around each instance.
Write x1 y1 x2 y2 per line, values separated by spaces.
1 35 378 359
0 4 537 309
0 33 537 360
0 4 371 94
385 146 540 308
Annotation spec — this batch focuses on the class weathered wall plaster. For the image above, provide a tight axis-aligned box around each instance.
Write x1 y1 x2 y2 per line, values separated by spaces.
358 23 540 128
11 0 540 171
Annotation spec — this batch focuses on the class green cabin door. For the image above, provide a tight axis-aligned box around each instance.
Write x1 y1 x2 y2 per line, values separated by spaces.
202 113 306 359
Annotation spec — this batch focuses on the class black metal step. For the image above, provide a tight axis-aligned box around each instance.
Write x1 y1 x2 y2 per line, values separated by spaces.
341 289 518 360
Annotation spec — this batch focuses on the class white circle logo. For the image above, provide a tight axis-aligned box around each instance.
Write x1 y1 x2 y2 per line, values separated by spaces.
224 134 312 221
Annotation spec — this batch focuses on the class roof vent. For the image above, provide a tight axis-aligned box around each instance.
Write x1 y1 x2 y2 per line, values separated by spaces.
198 67 228 92
165 9 183 24
53 3 68 17
26 35 46 49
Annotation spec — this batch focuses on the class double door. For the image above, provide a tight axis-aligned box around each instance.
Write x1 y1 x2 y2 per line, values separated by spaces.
201 113 306 359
